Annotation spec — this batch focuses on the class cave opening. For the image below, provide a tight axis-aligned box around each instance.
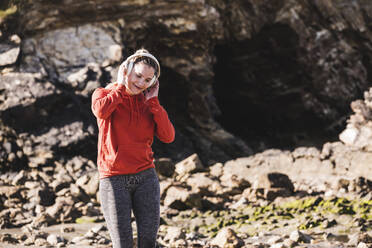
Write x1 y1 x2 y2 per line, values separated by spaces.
152 66 196 162
213 24 338 152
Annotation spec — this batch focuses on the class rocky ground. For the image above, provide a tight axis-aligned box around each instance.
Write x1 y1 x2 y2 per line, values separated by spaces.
0 143 371 248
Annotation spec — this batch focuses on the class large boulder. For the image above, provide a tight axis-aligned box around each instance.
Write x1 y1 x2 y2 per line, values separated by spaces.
163 185 203 210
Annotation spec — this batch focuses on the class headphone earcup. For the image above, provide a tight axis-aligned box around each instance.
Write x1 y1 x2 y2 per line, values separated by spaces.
127 61 134 75
149 76 156 87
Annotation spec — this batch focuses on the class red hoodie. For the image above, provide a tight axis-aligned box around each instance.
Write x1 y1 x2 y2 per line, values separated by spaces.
91 83 175 179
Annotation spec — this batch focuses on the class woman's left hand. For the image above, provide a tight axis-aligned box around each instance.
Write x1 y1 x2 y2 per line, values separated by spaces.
144 81 159 101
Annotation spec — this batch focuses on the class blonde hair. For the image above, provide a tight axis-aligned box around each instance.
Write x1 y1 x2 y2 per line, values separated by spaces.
135 48 149 54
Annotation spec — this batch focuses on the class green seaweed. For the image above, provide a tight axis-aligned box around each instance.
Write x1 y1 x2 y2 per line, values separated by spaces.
0 5 17 19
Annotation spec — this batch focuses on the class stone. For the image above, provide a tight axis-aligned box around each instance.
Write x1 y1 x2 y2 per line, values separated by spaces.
10 35 21 44
347 233 359 246
25 181 39 189
52 171 73 191
155 157 175 178
159 179 173 200
253 150 294 170
97 237 110 244
339 127 359 145
289 230 312 243
186 172 220 194
359 233 372 244
175 153 205 177
45 196 74 221
322 218 337 228
283 238 297 248
47 234 64 245
61 226 75 233
79 171 99 196
173 239 188 247
0 233 19 244
202 196 225 210
325 233 349 243
223 157 253 176
267 235 283 244
71 236 84 244
252 172 294 193
70 184 90 202
0 44 20 66
84 229 98 239
75 174 90 186
163 226 186 243
0 72 56 111
82 80 100 96
269 244 287 248
357 242 369 248
349 152 372 181
230 197 249 209
108 44 122 62
23 237 35 246
0 185 21 198
220 173 251 193
90 224 105 233
209 162 223 178
163 186 203 210
210 227 244 248
34 238 48 246
22 23 121 82
28 213 55 228
66 63 101 91
292 147 320 158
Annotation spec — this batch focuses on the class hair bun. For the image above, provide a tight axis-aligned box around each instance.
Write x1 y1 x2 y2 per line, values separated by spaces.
135 48 149 54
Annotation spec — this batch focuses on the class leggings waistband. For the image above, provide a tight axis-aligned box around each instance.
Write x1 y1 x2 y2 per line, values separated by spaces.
100 168 157 187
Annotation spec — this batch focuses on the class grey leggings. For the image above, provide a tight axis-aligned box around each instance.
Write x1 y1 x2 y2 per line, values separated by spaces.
99 168 160 248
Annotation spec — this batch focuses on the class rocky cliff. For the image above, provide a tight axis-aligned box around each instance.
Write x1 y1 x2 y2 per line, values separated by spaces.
0 0 371 168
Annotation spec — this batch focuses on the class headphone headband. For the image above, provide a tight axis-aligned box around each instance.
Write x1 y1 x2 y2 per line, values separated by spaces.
125 52 161 78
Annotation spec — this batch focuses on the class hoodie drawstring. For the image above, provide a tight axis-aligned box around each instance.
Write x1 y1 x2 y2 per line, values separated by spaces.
135 97 140 124
127 95 142 125
128 97 133 124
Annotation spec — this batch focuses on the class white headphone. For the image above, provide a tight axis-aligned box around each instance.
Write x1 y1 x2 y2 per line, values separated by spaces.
118 52 161 87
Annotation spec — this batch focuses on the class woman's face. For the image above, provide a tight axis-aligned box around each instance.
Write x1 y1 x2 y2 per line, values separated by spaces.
126 62 155 95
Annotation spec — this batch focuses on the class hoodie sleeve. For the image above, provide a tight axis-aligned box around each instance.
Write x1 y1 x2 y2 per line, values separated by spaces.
91 84 126 120
146 97 175 143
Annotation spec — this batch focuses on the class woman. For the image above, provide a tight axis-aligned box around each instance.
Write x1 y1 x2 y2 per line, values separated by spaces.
91 49 175 248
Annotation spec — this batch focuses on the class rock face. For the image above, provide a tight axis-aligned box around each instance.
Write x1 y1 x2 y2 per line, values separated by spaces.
0 1 372 167
340 88 372 151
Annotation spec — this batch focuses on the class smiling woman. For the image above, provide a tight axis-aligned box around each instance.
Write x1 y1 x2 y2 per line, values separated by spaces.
91 49 175 248
121 49 160 97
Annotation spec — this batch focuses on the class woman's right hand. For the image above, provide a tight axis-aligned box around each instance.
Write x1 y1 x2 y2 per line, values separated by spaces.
143 81 159 101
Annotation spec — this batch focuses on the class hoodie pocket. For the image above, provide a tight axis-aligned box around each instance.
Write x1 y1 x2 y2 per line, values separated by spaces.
113 144 153 168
